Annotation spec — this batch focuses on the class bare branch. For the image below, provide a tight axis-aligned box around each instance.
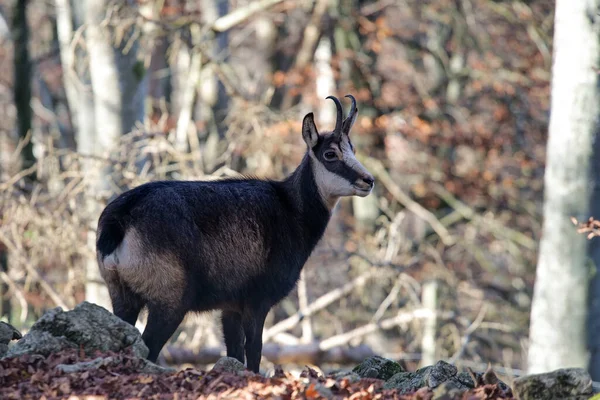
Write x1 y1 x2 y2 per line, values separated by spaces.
362 157 455 246
0 271 28 323
263 269 379 341
297 270 313 343
212 0 286 33
319 308 455 351
0 232 70 310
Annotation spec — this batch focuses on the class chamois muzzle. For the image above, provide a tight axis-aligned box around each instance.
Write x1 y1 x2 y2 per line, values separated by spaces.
353 174 375 195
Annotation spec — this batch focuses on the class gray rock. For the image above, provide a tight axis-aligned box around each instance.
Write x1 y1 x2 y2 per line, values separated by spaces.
424 360 458 388
57 356 175 375
512 368 593 400
455 371 476 389
3 330 75 359
383 371 426 393
0 322 22 357
211 356 246 374
352 355 404 381
383 360 461 394
0 322 22 344
4 301 148 359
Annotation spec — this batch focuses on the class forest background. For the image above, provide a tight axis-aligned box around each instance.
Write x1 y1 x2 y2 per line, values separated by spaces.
0 0 582 382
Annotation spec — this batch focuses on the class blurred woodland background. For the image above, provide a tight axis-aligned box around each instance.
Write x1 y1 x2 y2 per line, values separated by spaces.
0 0 583 382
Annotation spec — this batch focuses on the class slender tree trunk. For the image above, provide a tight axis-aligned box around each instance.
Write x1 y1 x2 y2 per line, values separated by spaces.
82 0 147 311
527 0 600 374
55 0 79 147
85 1 146 152
0 246 9 321
12 0 35 174
589 120 600 381
6 0 33 322
199 0 230 172
587 6 600 376
70 0 96 157
315 36 335 127
420 279 438 367
252 16 276 104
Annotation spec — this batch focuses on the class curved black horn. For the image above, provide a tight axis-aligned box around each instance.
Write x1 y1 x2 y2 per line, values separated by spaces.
326 95 343 135
342 94 358 134
345 95 357 116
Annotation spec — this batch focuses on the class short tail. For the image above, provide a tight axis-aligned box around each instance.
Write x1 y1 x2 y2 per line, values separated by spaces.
95 184 154 261
96 214 126 262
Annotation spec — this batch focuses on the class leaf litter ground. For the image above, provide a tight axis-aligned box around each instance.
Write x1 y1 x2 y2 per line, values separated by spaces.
0 348 515 399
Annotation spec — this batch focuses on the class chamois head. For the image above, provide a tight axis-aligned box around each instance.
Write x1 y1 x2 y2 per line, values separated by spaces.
302 95 375 208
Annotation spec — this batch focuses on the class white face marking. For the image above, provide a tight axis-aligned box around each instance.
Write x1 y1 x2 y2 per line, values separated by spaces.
339 136 372 180
309 135 373 210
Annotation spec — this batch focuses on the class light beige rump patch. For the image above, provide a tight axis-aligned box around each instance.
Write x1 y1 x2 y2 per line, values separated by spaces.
98 228 186 307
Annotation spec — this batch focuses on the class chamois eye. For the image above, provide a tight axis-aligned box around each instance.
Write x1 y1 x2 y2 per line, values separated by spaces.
323 151 338 161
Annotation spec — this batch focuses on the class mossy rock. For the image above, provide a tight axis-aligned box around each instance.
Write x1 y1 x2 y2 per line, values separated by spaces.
4 302 148 359
383 371 426 393
383 360 467 394
512 368 593 400
352 355 404 381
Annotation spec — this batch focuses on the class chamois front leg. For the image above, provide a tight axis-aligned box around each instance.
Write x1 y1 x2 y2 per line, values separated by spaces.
221 311 245 364
242 305 269 373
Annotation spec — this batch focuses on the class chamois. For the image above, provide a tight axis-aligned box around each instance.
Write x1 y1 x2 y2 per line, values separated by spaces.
95 94 375 372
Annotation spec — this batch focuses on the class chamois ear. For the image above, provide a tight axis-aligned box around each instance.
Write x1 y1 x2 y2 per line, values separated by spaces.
302 112 319 149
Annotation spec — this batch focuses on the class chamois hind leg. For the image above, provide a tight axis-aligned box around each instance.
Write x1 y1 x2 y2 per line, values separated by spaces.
242 306 269 373
222 311 245 364
107 280 145 327
142 303 186 363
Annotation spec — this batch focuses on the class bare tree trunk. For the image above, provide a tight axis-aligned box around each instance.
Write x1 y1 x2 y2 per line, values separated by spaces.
420 279 438 367
82 0 147 311
55 0 79 147
70 0 96 157
12 0 35 174
140 1 169 124
0 247 9 321
587 4 600 377
315 36 335 127
589 119 600 381
527 0 600 374
86 2 146 151
251 16 276 104
198 0 230 172
5 0 33 322
175 28 201 155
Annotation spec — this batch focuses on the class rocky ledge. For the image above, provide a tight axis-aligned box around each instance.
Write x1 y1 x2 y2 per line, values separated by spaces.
0 302 597 399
